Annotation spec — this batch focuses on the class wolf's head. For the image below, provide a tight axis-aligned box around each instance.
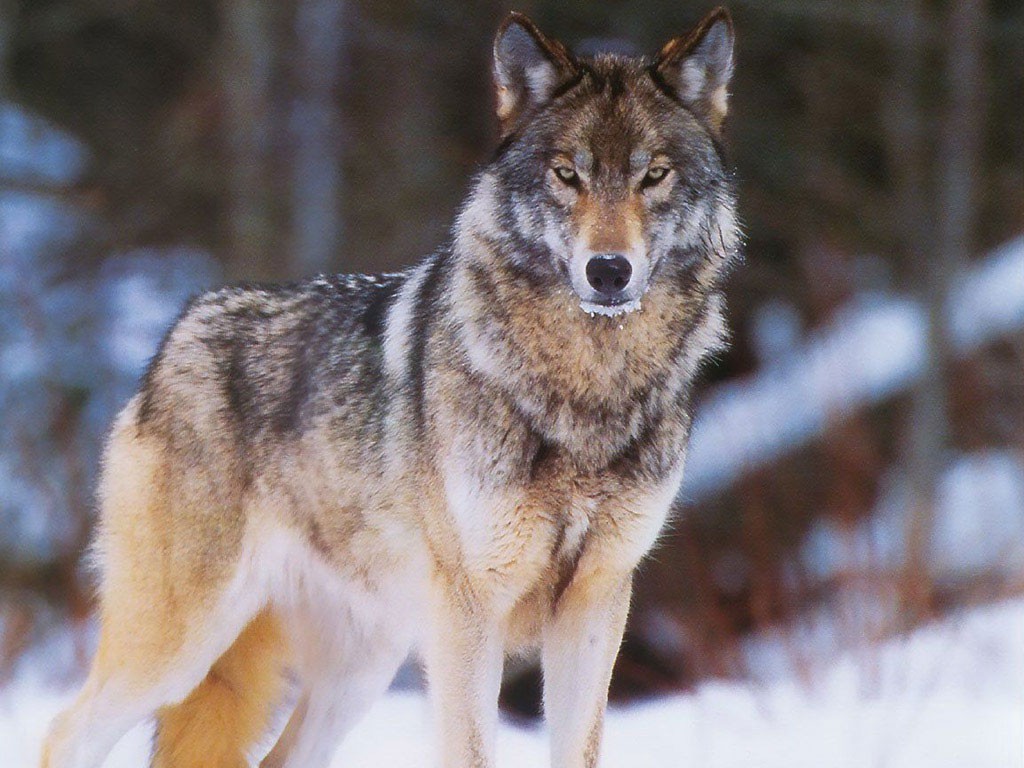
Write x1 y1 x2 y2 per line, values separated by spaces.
460 8 739 317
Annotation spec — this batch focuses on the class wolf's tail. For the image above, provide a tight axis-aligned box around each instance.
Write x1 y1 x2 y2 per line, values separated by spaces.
151 609 288 768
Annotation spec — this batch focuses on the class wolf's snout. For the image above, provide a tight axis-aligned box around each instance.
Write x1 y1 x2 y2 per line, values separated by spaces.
585 254 632 297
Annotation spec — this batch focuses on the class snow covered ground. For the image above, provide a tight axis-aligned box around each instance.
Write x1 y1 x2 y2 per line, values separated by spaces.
3 598 1021 767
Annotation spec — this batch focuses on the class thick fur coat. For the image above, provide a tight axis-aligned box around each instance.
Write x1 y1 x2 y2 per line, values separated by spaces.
42 8 741 768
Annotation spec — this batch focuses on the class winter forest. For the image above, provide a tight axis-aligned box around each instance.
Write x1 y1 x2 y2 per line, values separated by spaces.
1 0 1022 765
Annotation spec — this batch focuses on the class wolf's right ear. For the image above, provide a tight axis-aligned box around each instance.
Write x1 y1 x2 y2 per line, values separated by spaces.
493 12 578 134
654 7 735 130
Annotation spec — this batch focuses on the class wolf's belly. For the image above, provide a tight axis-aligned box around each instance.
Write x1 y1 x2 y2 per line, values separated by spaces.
242 511 432 654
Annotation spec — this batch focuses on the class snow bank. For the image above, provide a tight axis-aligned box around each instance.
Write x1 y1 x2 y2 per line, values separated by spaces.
0 101 89 185
682 237 1024 502
3 598 1021 767
804 449 1024 583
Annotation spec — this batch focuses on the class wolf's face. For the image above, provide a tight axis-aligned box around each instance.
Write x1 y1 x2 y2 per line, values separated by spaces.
481 10 736 317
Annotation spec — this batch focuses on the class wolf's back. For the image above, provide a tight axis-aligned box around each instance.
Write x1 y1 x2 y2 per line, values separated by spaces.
134 272 409 453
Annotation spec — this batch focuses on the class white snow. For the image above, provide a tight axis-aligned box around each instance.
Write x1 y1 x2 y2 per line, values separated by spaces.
580 297 642 316
3 598 1022 767
803 449 1024 583
948 238 1024 350
0 102 89 185
681 237 1024 502
99 248 221 374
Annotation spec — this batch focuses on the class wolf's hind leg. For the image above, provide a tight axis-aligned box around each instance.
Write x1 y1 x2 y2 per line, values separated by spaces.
260 615 411 768
40 413 260 768
39 658 154 768
152 609 289 768
40 583 261 768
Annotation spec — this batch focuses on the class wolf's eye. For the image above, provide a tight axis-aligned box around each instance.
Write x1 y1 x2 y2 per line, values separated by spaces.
642 166 670 188
553 166 578 185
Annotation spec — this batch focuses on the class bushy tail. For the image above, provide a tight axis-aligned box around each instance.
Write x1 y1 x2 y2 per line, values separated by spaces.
152 610 288 768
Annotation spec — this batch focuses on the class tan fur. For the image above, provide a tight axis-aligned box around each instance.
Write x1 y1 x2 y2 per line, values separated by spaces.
152 611 288 768
41 400 277 768
575 195 644 256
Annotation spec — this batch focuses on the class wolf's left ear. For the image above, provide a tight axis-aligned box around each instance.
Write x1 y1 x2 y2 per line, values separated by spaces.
493 12 578 134
654 7 735 130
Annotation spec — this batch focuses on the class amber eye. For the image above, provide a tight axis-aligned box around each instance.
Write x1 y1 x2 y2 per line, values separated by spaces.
553 166 578 185
642 166 670 188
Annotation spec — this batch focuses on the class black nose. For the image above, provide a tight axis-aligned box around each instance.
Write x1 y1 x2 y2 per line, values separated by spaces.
585 254 633 296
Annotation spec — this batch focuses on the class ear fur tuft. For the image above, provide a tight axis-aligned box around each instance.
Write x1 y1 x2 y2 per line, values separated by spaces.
655 7 735 130
493 12 577 134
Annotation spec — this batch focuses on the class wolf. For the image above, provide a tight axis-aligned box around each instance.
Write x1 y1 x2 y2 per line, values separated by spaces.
41 7 740 768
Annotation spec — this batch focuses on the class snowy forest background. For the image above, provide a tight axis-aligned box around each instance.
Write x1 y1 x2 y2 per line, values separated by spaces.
1 0 1022 765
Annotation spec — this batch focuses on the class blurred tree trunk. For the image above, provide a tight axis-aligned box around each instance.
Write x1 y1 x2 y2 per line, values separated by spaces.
344 0 501 273
0 0 10 94
220 0 290 282
898 0 985 619
936 0 984 276
886 0 936 619
290 0 347 276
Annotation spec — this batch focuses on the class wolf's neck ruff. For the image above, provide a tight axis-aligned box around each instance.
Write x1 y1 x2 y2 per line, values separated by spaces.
443 197 733 469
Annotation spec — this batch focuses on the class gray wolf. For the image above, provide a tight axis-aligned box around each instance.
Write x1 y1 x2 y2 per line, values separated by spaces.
42 7 740 767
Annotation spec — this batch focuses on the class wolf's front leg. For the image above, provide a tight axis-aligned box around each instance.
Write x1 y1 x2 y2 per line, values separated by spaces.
425 572 505 768
543 570 633 768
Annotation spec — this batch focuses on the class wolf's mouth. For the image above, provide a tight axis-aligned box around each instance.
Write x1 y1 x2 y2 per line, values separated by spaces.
579 298 642 317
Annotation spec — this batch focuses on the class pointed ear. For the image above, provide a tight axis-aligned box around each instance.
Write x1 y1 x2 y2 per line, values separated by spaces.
493 12 578 134
654 7 735 130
